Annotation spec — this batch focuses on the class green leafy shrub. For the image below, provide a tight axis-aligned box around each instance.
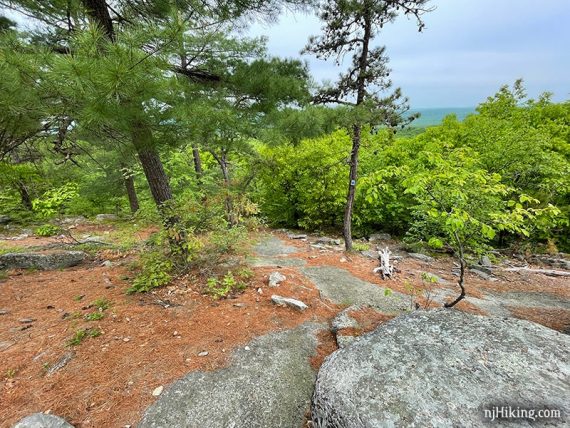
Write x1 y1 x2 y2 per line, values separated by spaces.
206 271 248 299
32 183 79 218
129 251 173 293
34 224 61 237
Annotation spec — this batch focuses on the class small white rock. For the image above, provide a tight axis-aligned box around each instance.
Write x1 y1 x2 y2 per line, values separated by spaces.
245 346 251 351
271 295 308 311
152 386 163 396
268 271 286 287
198 351 209 357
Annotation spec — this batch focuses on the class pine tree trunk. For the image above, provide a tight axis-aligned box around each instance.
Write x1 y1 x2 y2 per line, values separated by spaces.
343 7 371 251
16 180 33 211
81 0 115 40
122 167 139 214
212 151 235 226
343 124 361 251
192 147 203 181
131 125 177 228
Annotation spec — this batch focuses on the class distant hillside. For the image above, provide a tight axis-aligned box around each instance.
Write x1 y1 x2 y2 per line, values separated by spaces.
407 107 476 127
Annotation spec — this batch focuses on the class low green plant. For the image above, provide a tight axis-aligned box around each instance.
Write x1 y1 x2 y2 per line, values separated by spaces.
34 224 61 237
237 267 254 279
206 271 246 299
92 297 111 311
84 312 104 321
5 368 16 379
129 252 173 293
73 294 84 302
66 327 101 346
352 242 370 251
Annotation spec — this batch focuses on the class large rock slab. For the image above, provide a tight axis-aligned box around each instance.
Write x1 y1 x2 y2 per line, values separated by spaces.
139 323 324 428
300 266 407 313
312 310 570 427
254 236 297 258
0 251 86 270
13 413 74 428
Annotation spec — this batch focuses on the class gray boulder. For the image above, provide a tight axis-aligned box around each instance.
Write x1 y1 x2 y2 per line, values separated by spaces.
315 237 341 246
0 251 86 270
368 233 391 242
0 215 11 225
13 413 73 428
139 323 323 428
312 310 570 428
95 214 118 221
407 252 434 263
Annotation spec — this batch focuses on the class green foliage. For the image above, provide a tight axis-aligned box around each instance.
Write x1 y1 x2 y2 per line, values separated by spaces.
32 183 79 218
34 224 61 237
91 297 111 311
129 251 173 293
352 242 370 251
84 311 104 321
206 271 248 300
66 327 102 346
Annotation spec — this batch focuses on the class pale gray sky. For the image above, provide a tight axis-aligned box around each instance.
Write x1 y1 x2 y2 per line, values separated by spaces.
249 0 570 108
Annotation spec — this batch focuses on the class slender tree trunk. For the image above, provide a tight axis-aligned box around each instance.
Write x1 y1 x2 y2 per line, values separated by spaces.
343 9 371 251
343 125 361 250
212 151 235 226
16 180 33 211
445 232 467 308
121 163 139 213
192 147 203 181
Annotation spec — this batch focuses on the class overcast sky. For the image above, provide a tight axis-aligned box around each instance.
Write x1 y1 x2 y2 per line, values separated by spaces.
249 0 570 108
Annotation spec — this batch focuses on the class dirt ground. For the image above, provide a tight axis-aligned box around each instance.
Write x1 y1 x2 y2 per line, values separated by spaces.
1 225 569 427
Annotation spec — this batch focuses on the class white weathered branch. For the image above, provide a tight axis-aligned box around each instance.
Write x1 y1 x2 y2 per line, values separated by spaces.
373 247 394 280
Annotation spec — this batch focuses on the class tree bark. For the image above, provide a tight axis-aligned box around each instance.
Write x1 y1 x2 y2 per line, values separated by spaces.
81 0 115 40
131 125 180 231
343 124 361 251
212 150 236 226
445 232 467 308
121 163 139 213
192 146 203 181
16 180 33 211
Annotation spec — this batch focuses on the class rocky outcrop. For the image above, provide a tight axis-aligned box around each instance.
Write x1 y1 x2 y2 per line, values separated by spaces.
139 323 324 428
13 413 73 428
312 310 570 427
300 266 407 313
95 214 118 221
0 251 86 270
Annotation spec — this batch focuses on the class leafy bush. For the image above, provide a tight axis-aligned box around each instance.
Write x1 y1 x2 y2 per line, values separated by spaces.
34 224 61 237
205 271 247 299
32 183 79 219
129 251 173 293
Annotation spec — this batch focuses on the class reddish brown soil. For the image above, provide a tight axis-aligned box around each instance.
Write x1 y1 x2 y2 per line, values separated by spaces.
0 262 338 427
507 306 570 332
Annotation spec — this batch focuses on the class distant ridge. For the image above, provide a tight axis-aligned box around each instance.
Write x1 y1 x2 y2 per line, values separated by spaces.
407 107 476 127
